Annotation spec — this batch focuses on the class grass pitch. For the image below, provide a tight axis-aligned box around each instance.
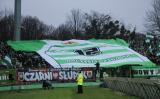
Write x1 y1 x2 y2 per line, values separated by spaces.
0 87 138 99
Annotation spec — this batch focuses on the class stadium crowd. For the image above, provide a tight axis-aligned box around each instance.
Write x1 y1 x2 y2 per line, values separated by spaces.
0 41 51 69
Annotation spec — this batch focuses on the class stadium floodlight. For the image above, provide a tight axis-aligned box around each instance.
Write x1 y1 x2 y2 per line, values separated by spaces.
14 0 21 41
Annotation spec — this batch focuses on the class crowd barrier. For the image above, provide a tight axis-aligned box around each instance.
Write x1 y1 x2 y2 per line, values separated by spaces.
104 77 160 99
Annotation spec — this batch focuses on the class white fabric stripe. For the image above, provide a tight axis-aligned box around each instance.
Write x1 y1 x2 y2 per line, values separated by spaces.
37 45 61 68
43 40 62 45
48 47 126 56
48 45 124 51
126 47 149 62
46 52 77 56
101 57 143 65
60 58 145 68
68 39 91 44
100 46 125 51
61 64 95 68
54 52 138 60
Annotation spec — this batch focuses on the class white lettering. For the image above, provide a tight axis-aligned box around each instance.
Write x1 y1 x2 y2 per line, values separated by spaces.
24 72 30 81
67 71 72 80
35 72 39 81
73 71 77 79
39 72 44 81
82 71 87 79
20 69 94 82
63 71 67 80
59 71 63 80
44 72 52 80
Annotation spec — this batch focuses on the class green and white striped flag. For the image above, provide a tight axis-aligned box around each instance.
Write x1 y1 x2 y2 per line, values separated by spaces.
8 39 155 68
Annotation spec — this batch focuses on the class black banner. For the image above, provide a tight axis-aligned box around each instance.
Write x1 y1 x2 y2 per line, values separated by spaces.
17 68 95 82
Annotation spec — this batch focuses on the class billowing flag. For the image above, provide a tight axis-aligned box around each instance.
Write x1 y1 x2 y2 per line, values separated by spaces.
8 39 155 68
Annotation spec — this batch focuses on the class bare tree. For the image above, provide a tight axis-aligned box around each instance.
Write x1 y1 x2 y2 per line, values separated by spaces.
21 16 47 40
145 0 160 34
53 24 73 40
0 10 14 41
84 11 114 39
66 9 85 39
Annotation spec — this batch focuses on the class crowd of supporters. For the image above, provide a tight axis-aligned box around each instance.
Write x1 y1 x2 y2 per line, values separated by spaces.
130 34 160 64
0 42 51 69
131 41 160 64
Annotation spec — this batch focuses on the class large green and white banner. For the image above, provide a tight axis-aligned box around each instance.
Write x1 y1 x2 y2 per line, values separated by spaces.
8 39 155 68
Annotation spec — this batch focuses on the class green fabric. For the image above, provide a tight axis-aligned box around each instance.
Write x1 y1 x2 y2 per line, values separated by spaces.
104 61 155 68
132 65 158 70
89 38 129 47
7 40 45 52
7 39 130 52
6 39 156 68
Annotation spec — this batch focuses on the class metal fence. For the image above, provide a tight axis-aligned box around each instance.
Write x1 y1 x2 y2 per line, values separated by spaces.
104 77 160 99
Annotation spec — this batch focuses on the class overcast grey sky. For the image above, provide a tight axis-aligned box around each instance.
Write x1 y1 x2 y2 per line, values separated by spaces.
0 0 152 32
